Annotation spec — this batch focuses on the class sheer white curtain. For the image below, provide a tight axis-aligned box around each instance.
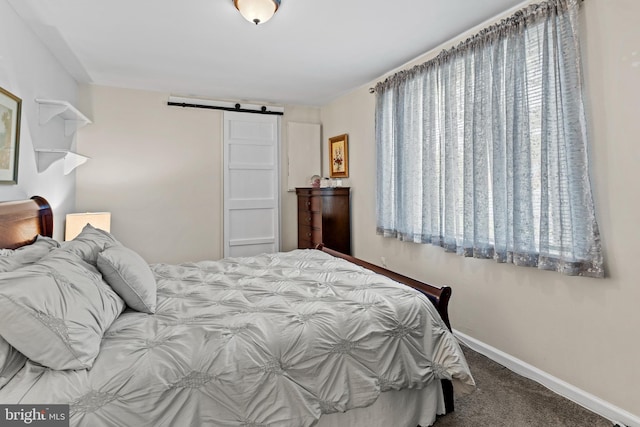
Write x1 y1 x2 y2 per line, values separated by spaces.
374 0 603 277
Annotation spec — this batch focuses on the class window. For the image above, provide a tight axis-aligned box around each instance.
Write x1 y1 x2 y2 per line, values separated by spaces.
374 0 603 277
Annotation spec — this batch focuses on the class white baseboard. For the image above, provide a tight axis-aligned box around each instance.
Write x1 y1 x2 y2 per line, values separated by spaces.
453 329 640 427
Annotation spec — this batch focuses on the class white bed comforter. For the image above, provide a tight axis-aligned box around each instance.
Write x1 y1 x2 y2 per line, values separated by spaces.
0 249 474 426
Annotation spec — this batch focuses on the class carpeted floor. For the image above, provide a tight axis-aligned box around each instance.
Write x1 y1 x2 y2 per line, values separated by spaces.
434 345 613 426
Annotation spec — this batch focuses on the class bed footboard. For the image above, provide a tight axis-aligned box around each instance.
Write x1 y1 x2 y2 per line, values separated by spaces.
315 244 452 331
315 244 456 414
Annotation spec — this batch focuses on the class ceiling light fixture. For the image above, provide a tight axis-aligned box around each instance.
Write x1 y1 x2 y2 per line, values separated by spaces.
233 0 280 25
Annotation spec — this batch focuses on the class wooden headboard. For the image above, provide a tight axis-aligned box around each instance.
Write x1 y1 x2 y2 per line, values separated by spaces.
0 196 53 249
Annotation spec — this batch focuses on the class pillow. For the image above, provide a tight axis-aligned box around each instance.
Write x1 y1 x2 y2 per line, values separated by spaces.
61 223 120 266
0 249 125 370
0 236 60 273
97 245 157 314
0 336 27 388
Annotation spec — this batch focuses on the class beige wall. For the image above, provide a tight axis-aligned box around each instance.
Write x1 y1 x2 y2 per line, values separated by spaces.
76 85 223 263
280 108 322 251
77 84 319 263
321 0 640 418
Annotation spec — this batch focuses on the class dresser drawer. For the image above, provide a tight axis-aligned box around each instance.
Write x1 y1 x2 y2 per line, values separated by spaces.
298 211 322 227
297 196 321 212
298 225 322 245
297 237 315 249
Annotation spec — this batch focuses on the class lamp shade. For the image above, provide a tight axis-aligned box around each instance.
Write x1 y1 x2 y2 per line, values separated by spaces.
234 0 280 25
65 212 111 241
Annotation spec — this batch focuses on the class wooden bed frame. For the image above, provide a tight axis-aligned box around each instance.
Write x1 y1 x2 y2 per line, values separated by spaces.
0 196 455 415
0 196 53 248
315 244 452 331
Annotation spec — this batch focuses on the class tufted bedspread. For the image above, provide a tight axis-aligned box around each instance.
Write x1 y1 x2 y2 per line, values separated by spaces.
0 249 474 426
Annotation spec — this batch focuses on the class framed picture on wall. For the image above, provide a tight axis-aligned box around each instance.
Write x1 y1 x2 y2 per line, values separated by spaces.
0 86 21 184
329 133 348 178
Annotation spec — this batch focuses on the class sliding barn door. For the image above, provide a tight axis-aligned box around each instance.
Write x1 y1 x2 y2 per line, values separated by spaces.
223 111 280 257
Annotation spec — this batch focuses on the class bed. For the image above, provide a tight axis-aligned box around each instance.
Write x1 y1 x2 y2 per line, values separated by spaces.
0 196 474 427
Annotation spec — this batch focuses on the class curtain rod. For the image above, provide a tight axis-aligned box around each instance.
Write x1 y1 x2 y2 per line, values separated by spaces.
168 101 284 116
167 96 284 116
369 0 584 94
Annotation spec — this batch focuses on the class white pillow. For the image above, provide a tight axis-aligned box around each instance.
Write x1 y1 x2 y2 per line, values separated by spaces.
97 245 157 314
0 249 125 370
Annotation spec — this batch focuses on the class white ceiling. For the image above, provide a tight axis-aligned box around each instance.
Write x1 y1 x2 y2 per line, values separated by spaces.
9 0 525 106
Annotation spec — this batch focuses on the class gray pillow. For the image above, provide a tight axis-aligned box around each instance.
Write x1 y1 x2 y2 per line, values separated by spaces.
0 336 27 388
0 249 125 370
97 245 157 314
0 236 60 273
61 223 120 266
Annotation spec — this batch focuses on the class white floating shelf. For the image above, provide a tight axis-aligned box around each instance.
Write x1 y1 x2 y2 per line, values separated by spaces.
35 149 90 175
35 98 92 136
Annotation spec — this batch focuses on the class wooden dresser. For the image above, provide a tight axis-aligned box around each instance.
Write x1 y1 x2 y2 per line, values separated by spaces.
296 187 351 255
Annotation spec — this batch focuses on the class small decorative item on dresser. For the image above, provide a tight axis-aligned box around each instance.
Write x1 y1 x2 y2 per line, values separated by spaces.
329 134 348 178
310 175 321 188
0 86 21 185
